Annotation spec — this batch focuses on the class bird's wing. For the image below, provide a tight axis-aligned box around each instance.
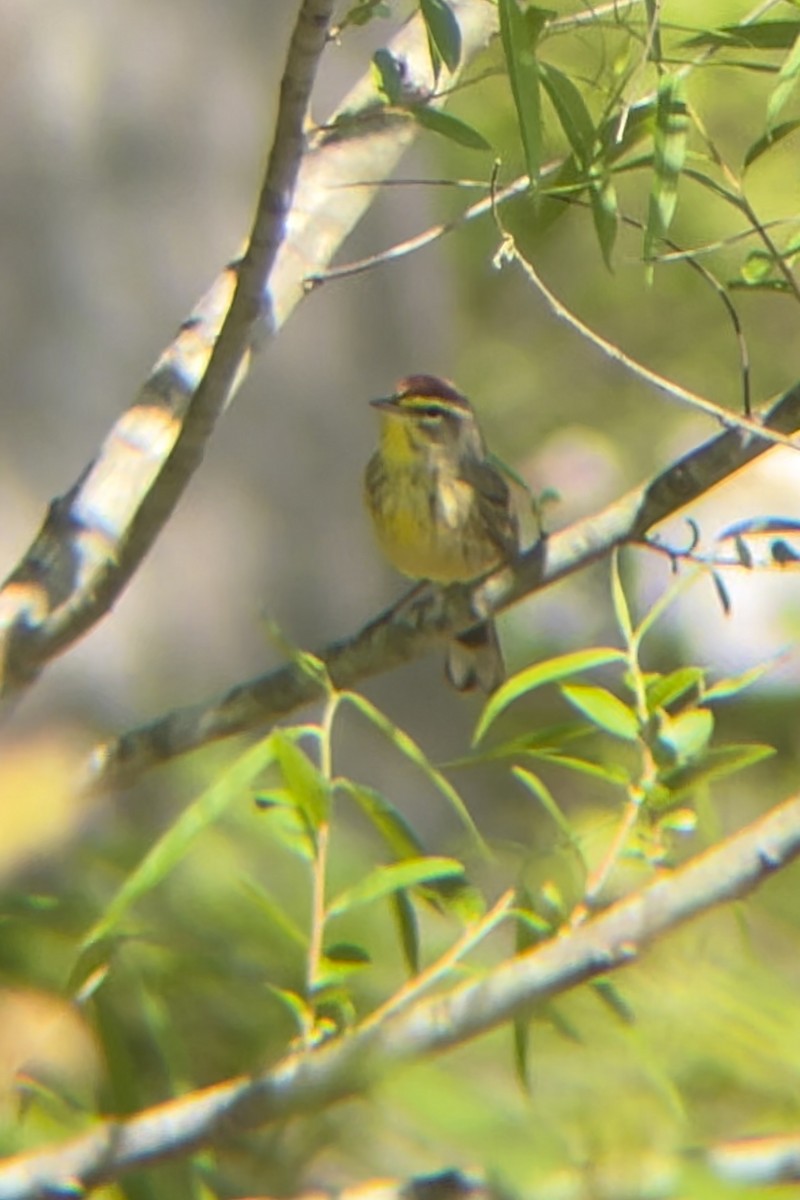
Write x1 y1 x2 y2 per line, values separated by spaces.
460 458 519 558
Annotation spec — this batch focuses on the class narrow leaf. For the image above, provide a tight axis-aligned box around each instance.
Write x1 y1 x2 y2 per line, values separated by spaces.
683 20 800 51
327 857 464 917
767 30 800 127
744 118 800 169
499 0 546 186
589 173 619 270
704 658 781 702
610 549 634 644
656 708 714 764
413 107 492 150
420 0 461 73
474 647 627 743
539 62 594 166
393 890 420 974
337 781 423 861
644 74 689 267
273 732 331 828
513 767 587 868
659 743 775 802
646 667 705 712
81 735 281 952
343 692 488 853
561 684 640 741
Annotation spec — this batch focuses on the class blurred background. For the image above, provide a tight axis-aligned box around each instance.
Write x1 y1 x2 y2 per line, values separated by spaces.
2 1 800 1195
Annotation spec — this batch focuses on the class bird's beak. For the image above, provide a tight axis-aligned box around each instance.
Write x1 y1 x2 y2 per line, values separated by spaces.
370 395 402 413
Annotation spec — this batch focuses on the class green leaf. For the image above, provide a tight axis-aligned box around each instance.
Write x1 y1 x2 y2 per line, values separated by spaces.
704 658 780 702
657 743 775 802
539 62 594 167
529 752 631 787
474 647 627 743
373 48 406 104
412 106 492 150
464 720 591 764
337 781 423 861
683 20 800 51
242 879 309 949
593 978 636 1024
610 549 634 645
589 172 619 270
80 734 282 953
314 944 371 990
644 74 689 267
254 788 316 861
273 731 330 829
420 0 461 73
393 890 420 974
512 767 587 864
327 857 465 917
265 985 315 1035
646 667 705 712
655 708 714 764
744 119 800 169
499 0 549 186
344 692 489 854
338 0 391 30
767 30 800 128
561 685 640 742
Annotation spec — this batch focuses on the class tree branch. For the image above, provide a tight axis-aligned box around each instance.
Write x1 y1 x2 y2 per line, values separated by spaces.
0 0 498 699
85 380 800 791
3 790 799 1198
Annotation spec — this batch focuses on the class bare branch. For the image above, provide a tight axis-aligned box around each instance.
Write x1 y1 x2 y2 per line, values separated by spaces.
85 380 800 790
0 0 498 699
3 790 799 1198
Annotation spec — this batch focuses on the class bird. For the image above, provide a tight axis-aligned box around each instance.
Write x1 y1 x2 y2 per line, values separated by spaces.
364 374 518 692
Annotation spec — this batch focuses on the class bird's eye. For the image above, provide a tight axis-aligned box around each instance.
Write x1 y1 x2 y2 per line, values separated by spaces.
418 405 445 421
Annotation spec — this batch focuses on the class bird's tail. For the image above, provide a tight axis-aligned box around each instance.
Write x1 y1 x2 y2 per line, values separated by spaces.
445 620 504 693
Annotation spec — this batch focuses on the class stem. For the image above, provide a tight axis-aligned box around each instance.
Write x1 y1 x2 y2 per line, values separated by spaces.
306 692 338 1006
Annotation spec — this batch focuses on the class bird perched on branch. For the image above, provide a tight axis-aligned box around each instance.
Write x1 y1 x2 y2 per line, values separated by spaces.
365 374 519 692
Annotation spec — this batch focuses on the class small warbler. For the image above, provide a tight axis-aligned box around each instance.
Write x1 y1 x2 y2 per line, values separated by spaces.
364 374 518 692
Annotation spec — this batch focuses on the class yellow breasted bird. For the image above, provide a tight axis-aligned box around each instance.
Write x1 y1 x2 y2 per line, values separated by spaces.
364 374 518 692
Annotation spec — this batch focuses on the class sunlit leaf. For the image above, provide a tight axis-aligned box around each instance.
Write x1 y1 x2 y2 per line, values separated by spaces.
658 743 775 803
474 648 627 743
327 857 465 917
561 685 640 742
529 753 631 787
704 658 781 702
273 731 331 828
656 708 714 764
646 667 705 712
610 549 634 644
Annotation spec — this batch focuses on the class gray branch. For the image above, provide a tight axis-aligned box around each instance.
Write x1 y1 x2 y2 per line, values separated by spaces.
86 382 800 790
0 0 498 698
2 790 799 1198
